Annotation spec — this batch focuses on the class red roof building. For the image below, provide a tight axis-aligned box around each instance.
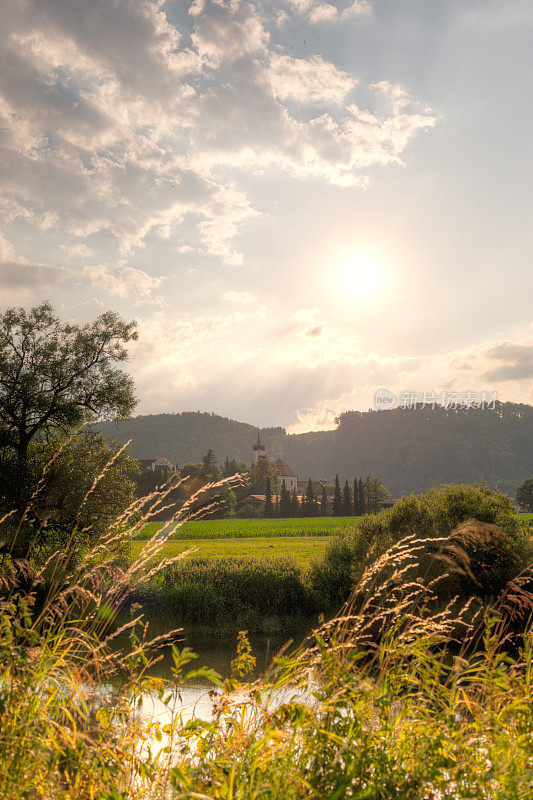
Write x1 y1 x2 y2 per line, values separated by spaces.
274 458 298 491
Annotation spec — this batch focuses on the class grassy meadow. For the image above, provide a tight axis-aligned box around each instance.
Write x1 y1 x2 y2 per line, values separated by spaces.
132 535 330 565
138 515 362 540
133 512 532 569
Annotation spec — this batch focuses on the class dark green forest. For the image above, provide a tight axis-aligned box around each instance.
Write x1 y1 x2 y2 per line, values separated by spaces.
97 402 533 495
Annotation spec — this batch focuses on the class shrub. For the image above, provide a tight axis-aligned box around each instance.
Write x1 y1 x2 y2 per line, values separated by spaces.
309 483 529 610
138 556 316 628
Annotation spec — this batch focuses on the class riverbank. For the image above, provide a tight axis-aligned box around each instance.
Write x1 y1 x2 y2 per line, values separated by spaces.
130 504 533 633
132 555 320 634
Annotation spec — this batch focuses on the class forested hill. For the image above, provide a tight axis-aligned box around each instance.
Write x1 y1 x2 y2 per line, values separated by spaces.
97 403 533 495
97 412 285 467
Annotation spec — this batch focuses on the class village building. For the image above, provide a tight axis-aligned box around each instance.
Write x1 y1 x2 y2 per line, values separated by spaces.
251 433 299 491
274 458 298 492
138 456 175 477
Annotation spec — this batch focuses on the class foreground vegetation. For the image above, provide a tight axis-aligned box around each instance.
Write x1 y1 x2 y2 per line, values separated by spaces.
1 499 532 798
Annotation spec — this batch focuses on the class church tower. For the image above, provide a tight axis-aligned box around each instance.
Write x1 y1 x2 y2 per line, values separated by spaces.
252 431 266 465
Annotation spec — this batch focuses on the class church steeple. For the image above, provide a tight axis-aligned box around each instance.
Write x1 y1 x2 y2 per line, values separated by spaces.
252 430 266 464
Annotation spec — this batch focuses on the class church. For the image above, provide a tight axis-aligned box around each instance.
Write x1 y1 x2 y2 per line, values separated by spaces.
252 433 299 492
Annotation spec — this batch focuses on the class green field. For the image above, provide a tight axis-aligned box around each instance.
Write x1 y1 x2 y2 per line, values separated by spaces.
139 516 361 540
132 512 533 567
131 535 330 565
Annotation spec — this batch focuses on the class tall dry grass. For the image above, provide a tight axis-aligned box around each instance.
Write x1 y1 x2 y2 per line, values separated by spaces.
0 463 532 798
0 461 247 798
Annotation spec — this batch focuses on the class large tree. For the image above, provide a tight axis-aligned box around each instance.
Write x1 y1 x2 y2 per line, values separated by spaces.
0 303 137 468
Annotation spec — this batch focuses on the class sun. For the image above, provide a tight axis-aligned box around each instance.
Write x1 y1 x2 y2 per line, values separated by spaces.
337 253 384 296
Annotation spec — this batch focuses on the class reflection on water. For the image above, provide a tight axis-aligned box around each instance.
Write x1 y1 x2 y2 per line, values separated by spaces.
132 613 316 726
138 614 317 683
142 683 219 728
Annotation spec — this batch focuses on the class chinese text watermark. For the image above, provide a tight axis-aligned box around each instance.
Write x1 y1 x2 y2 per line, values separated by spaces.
375 389 498 411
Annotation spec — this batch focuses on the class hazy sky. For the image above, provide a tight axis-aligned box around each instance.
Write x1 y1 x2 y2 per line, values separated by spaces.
1 0 532 431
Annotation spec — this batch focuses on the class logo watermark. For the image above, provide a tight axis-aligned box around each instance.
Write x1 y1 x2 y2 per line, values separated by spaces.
375 390 498 411
375 389 396 410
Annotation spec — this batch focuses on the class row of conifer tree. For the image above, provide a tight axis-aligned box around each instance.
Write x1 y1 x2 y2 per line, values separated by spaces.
262 474 384 518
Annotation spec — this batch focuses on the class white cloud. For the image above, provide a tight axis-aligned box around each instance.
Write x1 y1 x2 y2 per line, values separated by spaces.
0 0 435 266
268 54 355 104
58 243 95 258
222 290 256 304
0 234 17 261
286 0 372 25
84 265 165 305
190 0 269 66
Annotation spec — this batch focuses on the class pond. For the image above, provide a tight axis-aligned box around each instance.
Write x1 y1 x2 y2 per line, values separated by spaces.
131 613 317 725
146 624 312 679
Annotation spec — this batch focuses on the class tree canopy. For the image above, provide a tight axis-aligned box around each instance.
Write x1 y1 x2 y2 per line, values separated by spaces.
0 302 137 465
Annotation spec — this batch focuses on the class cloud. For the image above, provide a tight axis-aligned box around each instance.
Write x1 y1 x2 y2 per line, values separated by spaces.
285 0 372 25
84 265 165 305
190 0 269 66
481 342 533 381
222 290 256 304
0 259 65 297
0 0 435 266
58 243 95 258
0 234 17 261
268 54 355 104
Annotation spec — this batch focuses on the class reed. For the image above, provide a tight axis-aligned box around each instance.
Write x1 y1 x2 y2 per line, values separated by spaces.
0 468 532 798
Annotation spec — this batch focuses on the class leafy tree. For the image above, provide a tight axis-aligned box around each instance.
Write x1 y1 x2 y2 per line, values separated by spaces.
179 462 203 480
353 478 361 515
516 479 533 512
320 485 329 516
222 456 242 478
1 431 138 557
332 475 343 516
250 455 280 494
343 480 353 516
264 477 274 518
361 475 389 513
0 303 137 473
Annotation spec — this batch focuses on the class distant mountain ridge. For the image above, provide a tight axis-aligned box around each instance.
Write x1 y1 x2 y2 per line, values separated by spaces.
97 403 533 496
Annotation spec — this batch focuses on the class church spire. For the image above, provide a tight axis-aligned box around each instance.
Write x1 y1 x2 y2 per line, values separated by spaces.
252 430 266 464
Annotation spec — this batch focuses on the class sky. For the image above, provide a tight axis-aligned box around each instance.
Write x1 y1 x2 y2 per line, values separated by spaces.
0 0 532 432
